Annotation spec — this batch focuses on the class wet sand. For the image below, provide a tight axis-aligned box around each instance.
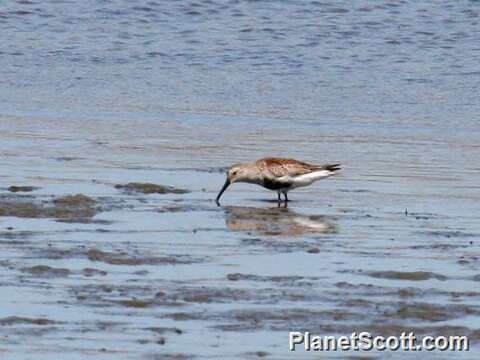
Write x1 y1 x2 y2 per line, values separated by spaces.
0 113 479 359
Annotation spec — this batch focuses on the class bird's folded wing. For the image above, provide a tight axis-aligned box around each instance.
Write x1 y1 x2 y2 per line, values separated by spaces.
256 157 318 178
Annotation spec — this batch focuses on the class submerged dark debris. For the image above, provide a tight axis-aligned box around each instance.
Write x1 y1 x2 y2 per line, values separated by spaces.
144 327 183 335
244 351 270 358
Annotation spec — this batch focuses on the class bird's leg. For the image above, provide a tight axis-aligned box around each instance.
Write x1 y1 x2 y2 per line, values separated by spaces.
277 191 281 203
283 191 288 203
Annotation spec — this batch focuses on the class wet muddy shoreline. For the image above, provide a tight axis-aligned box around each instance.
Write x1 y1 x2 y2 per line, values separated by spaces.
0 112 479 359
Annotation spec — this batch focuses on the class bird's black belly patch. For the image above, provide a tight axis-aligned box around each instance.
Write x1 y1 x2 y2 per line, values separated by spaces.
263 178 291 190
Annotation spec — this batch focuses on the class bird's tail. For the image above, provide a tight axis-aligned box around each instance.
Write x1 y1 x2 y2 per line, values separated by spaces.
324 163 341 172
307 163 341 180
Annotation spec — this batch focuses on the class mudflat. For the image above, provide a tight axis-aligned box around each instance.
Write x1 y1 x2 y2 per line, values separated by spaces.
0 114 478 359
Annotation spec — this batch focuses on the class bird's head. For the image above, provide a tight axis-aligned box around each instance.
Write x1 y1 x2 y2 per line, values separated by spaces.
215 163 254 205
227 163 249 184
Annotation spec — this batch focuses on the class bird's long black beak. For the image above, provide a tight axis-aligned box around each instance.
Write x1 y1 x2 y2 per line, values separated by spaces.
215 179 230 205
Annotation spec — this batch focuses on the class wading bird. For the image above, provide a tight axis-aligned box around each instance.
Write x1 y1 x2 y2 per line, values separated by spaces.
216 157 340 205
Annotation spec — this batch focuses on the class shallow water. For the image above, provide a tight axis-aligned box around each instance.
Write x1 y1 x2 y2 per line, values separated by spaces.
0 113 479 359
2 0 480 121
1 0 480 359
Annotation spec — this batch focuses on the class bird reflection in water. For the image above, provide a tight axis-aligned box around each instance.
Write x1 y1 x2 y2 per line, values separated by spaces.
223 206 336 236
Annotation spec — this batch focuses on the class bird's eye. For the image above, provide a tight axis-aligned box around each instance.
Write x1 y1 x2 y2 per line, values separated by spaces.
232 171 237 176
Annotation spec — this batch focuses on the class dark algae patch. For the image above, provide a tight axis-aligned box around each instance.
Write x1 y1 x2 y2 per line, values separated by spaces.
367 271 447 281
389 302 479 322
86 248 199 266
70 283 185 308
0 198 44 218
0 193 99 221
7 186 39 192
119 298 152 308
165 312 203 321
82 268 107 277
0 316 55 326
53 194 96 206
21 265 70 277
226 273 306 283
114 182 189 194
